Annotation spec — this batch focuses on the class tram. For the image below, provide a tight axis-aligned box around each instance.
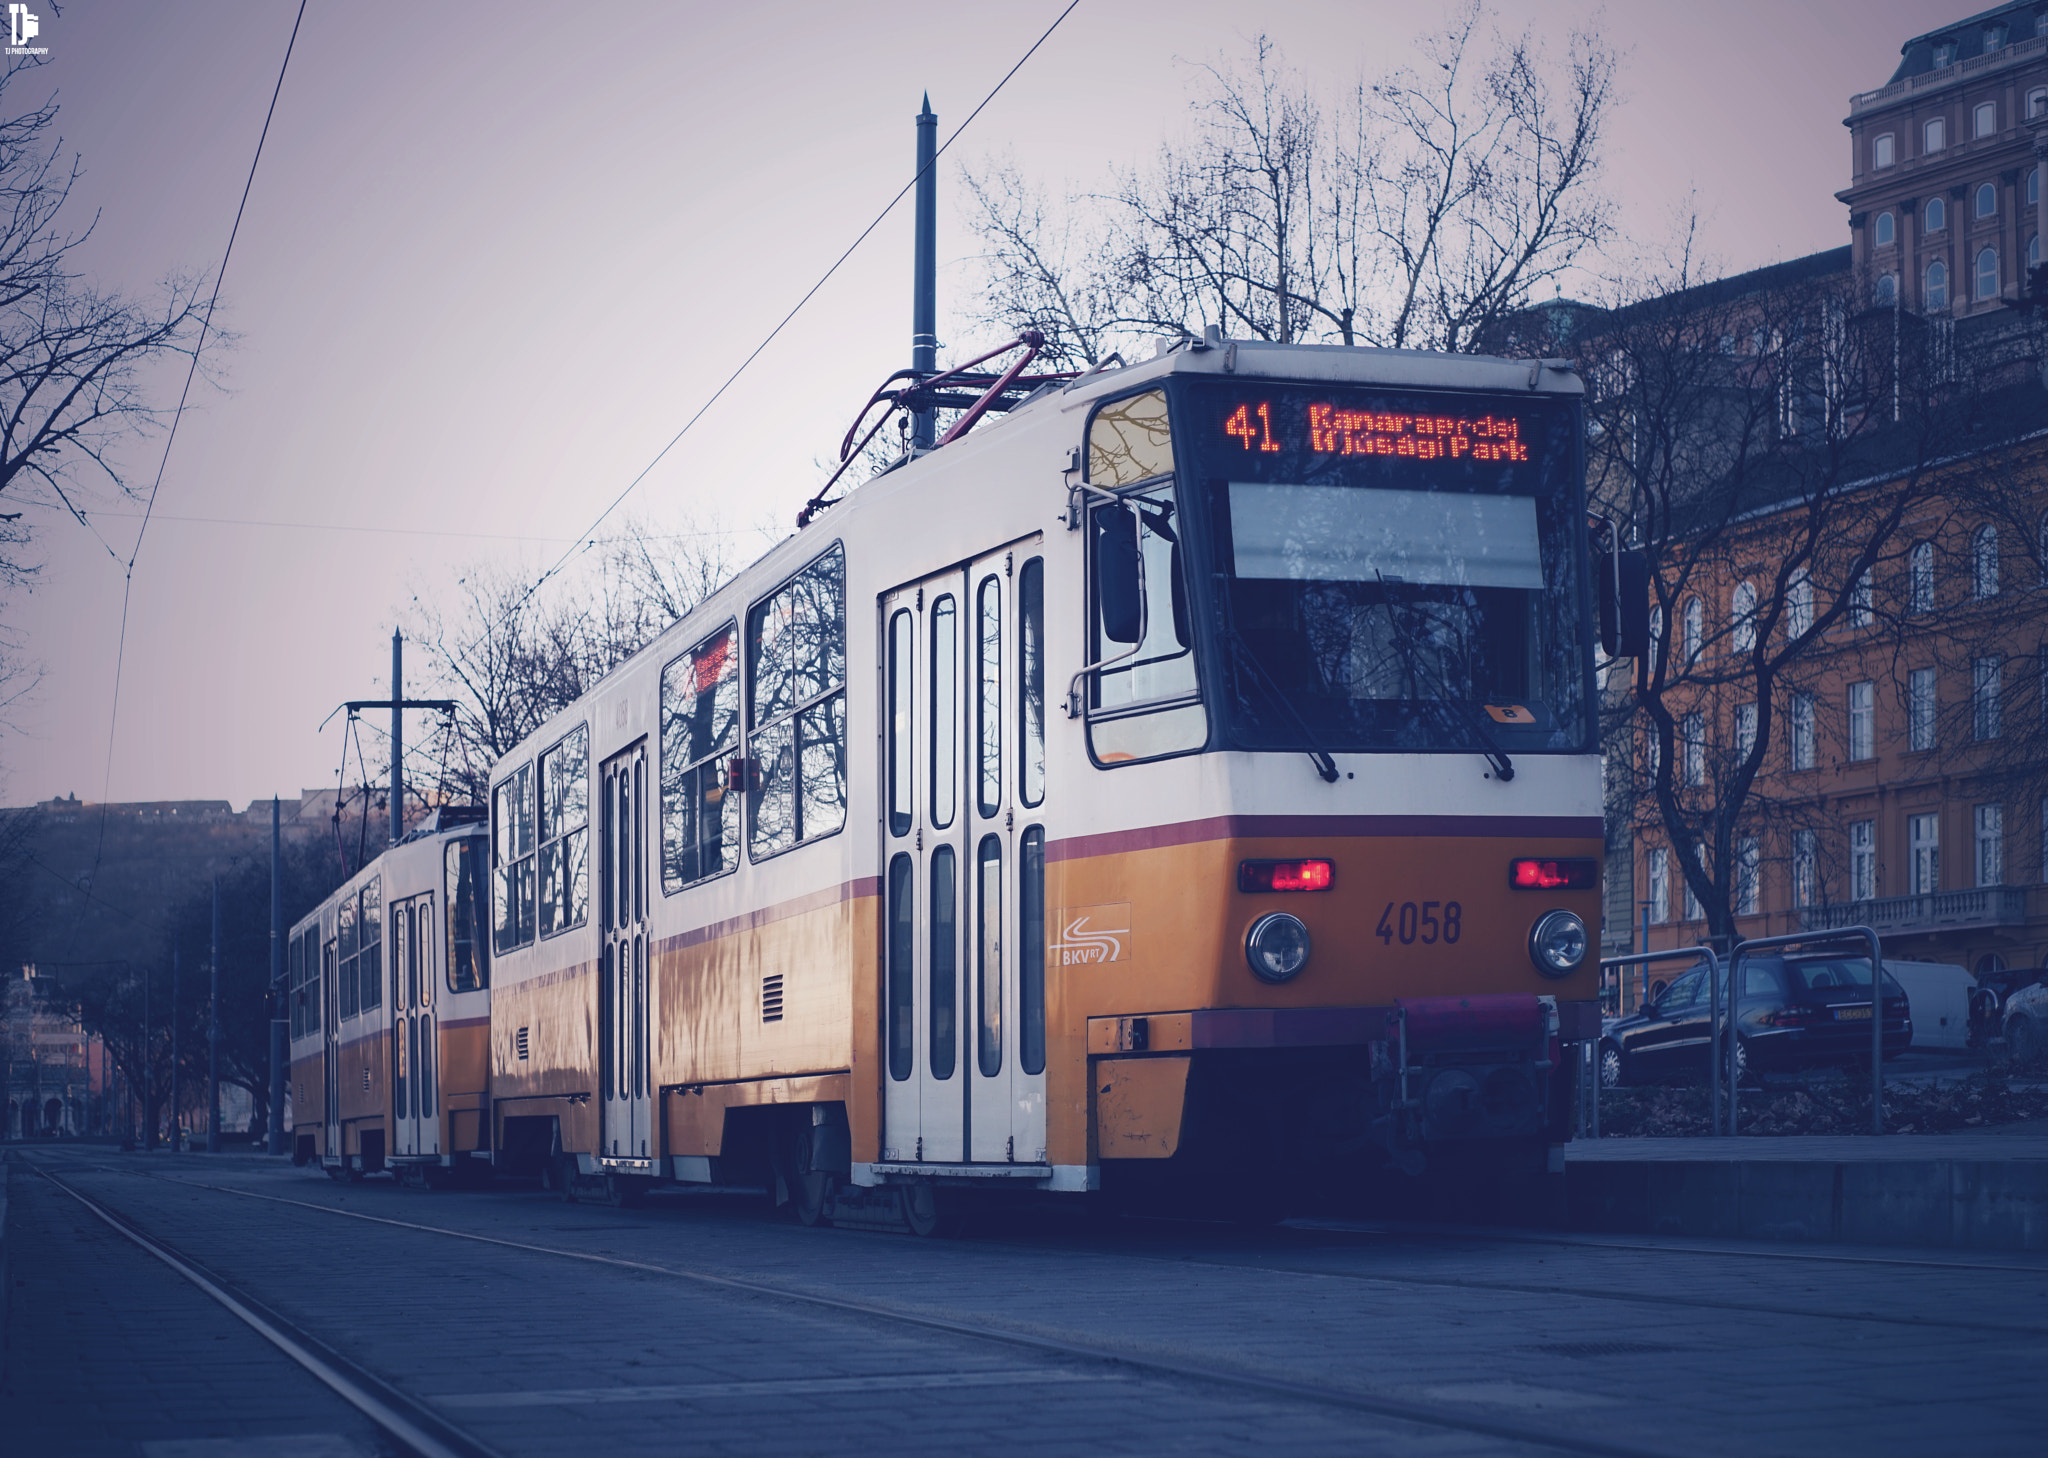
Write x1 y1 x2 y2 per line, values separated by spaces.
469 335 1623 1227
286 810 492 1183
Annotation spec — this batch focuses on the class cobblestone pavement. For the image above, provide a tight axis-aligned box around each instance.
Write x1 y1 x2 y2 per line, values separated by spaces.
7 1146 2046 1457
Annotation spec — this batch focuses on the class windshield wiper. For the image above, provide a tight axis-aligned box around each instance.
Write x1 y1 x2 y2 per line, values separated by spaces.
1373 579 1516 783
1220 621 1341 784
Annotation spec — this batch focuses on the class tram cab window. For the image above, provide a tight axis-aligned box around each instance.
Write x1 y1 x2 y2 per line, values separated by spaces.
660 622 741 889
1089 389 1174 486
445 837 490 992
747 543 848 859
492 762 536 952
537 723 590 938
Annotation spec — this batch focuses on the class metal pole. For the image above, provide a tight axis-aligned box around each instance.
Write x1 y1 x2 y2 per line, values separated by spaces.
269 795 286 1155
208 875 221 1153
909 94 937 452
391 631 404 846
170 946 180 1152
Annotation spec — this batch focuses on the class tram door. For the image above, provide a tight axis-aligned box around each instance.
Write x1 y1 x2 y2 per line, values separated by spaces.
322 932 340 1159
391 897 439 1158
881 546 1048 1168
599 742 653 1163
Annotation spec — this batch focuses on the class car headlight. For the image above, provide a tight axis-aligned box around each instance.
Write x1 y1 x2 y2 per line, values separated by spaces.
1528 909 1586 977
1245 912 1311 983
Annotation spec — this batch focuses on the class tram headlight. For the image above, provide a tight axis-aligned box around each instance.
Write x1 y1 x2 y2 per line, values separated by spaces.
1245 912 1311 983
1527 910 1587 978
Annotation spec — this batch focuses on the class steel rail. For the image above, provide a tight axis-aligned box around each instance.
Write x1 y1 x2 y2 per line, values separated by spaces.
79 1165 1691 1458
31 1165 506 1458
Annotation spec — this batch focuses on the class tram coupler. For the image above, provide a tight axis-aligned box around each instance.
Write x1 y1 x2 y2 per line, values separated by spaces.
1376 994 1560 1160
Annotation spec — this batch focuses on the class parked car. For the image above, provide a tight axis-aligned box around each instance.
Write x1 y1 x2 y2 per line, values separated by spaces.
2004 981 2048 1065
1972 966 2048 1049
1880 960 1973 1052
1600 954 1912 1088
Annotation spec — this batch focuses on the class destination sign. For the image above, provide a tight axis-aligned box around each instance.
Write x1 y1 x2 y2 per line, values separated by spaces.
1222 400 1531 462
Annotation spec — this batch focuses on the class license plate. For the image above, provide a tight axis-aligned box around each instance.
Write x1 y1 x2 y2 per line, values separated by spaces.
1836 1006 1871 1021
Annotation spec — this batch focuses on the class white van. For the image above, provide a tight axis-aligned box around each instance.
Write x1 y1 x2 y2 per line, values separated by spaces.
1883 960 1975 1051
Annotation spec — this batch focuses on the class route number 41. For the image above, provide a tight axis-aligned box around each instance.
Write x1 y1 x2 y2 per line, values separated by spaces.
1376 900 1462 945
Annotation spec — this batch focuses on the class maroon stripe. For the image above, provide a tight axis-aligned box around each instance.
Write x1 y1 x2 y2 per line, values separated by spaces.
657 875 881 956
1047 814 1603 864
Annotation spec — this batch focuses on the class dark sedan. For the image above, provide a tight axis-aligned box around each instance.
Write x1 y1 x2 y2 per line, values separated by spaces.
1600 954 1912 1088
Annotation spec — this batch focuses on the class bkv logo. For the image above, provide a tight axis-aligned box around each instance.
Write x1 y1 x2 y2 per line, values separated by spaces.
7 5 36 46
1050 903 1130 967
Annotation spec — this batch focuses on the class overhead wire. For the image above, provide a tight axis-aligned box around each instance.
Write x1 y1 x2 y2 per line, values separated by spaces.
506 0 1083 620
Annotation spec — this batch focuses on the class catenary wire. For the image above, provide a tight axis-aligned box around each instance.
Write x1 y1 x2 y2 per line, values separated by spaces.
506 0 1083 620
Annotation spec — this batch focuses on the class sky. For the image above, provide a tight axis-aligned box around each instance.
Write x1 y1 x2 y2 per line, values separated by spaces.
0 0 1961 810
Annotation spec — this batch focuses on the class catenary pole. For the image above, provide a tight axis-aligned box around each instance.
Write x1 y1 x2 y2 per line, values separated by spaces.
170 945 180 1152
143 954 155 1149
391 631 403 846
208 875 221 1153
909 94 937 451
269 795 286 1155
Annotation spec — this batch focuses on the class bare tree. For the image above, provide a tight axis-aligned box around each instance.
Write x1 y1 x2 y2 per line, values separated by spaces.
960 8 1616 365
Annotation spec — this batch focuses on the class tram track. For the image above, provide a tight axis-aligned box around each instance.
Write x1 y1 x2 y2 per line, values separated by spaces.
29 1156 1701 1458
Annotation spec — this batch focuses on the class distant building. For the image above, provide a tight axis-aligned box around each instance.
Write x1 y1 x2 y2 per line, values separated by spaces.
3 965 107 1138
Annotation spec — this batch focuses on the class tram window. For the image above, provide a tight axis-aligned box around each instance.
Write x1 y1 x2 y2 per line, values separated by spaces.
977 835 1003 1078
445 838 489 993
1088 388 1173 487
302 930 322 1035
930 844 957 1080
887 853 914 1081
1019 559 1046 808
421 1013 434 1117
747 543 848 859
931 595 958 829
338 893 359 1018
1087 482 1208 766
492 762 536 953
660 623 741 891
1020 825 1045 1075
358 878 382 1012
977 575 1003 819
888 610 912 837
397 1012 410 1116
538 724 590 938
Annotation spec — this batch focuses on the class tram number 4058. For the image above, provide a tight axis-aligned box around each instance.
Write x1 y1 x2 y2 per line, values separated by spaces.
1376 900 1462 946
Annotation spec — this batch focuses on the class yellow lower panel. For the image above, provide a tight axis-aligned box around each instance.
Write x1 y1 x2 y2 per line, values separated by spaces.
1094 1055 1191 1159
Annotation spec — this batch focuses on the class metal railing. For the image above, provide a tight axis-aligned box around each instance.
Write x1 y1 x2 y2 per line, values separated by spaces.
1729 926 1886 1136
1800 886 2027 936
1596 946 1726 1135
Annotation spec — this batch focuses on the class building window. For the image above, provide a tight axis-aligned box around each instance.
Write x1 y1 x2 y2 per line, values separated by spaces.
1648 846 1669 923
1648 604 1664 675
1976 101 1998 138
1730 581 1757 655
1874 210 1895 246
1643 724 1660 782
1910 812 1941 895
1927 196 1946 232
2040 514 2048 587
1974 523 2000 598
2033 86 2048 117
1736 836 1760 916
1926 258 1949 310
1977 246 2000 299
1682 711 1705 786
1977 181 1998 218
1986 25 2009 52
1874 133 1896 169
1909 667 1937 751
1684 847 1704 922
1683 596 1703 664
1876 273 1898 305
1793 828 1818 909
1851 568 1874 626
1910 540 1935 613
1926 116 1947 152
1735 702 1757 761
1848 681 1875 761
1851 820 1877 901
1787 571 1813 639
1977 803 2004 887
2033 235 2042 273
1791 690 1816 770
2032 168 2041 206
1975 654 2004 739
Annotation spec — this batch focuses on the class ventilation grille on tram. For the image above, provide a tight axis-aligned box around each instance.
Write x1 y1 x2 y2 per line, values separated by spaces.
761 974 784 1023
516 1026 530 1060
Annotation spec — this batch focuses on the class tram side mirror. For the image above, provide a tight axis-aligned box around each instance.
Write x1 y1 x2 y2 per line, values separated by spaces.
1094 504 1142 644
1596 547 1651 659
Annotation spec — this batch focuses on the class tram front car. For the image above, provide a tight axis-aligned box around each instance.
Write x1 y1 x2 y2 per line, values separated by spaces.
1065 346 1618 1209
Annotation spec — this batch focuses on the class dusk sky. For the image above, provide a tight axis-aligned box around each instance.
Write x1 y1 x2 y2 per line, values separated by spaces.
0 0 1960 811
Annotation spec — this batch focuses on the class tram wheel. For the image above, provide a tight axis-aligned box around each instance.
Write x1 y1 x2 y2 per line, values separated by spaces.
900 1184 959 1238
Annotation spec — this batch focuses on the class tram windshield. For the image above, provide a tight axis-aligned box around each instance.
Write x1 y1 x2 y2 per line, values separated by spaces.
1176 380 1593 756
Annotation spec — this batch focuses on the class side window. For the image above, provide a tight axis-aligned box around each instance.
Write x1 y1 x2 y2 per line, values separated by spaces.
931 595 958 829
888 610 913 837
1088 388 1173 487
289 931 305 1039
976 573 1003 819
358 877 382 1011
1020 824 1045 1075
1019 557 1046 808
492 762 536 952
747 543 848 858
538 724 590 938
338 891 359 1018
661 623 741 889
445 837 490 993
887 853 913 1082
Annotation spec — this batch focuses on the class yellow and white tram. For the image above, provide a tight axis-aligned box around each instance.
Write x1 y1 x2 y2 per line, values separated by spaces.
287 812 493 1183
472 337 1611 1226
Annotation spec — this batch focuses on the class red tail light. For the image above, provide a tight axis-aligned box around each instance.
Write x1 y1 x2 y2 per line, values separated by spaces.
1239 859 1334 892
1510 857 1598 890
1765 1008 1814 1027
